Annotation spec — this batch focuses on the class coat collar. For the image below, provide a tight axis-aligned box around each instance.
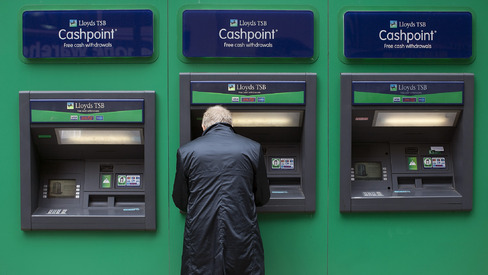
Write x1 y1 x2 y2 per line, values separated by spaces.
202 123 235 136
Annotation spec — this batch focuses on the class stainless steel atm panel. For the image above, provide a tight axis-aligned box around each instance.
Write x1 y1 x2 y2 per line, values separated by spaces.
340 73 473 212
180 73 316 212
19 91 156 230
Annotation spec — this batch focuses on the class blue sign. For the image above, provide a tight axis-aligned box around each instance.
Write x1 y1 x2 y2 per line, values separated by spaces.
23 10 154 58
182 10 314 58
343 11 472 59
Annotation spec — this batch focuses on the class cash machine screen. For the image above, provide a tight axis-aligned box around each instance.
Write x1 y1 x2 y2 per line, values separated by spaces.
48 179 76 198
354 162 382 180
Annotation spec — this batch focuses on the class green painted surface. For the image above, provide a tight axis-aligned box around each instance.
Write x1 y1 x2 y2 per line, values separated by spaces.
31 109 143 122
328 1 488 275
191 90 305 104
353 90 463 104
168 2 327 274
0 1 168 274
1 0 487 275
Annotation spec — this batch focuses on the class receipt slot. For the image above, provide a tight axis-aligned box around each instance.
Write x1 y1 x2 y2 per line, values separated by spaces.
340 73 473 212
180 73 316 212
19 91 156 230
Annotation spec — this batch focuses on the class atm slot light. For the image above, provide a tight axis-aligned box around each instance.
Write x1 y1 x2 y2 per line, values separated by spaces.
55 128 143 145
373 110 460 127
231 111 302 127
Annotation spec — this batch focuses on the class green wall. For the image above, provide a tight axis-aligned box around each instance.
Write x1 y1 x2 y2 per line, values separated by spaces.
1 0 487 274
329 1 488 274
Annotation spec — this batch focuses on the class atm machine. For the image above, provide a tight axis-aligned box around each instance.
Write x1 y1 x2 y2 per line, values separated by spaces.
340 73 473 212
19 91 156 230
179 73 316 212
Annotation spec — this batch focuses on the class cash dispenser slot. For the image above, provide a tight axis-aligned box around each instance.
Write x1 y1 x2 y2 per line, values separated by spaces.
268 178 304 199
268 178 301 185
88 195 145 207
180 73 317 212
397 177 417 189
340 73 473 212
89 195 112 207
395 176 454 189
422 177 454 188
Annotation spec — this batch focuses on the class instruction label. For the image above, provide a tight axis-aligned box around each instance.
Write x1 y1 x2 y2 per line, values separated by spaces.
271 158 295 170
117 175 142 187
408 157 418 171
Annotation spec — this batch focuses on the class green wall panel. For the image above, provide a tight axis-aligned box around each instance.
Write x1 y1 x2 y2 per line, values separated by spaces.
167 1 327 274
328 1 488 275
1 0 487 274
0 1 169 274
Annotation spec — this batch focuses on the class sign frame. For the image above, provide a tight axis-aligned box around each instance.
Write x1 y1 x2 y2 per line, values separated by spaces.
351 81 465 105
338 7 476 64
19 6 159 63
190 81 306 105
30 99 145 123
177 5 319 63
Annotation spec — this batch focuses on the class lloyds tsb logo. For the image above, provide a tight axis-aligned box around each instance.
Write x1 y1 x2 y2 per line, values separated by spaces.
230 19 238 27
69 19 77 27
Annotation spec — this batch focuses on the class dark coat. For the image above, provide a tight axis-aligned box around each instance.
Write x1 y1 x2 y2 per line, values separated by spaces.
173 123 270 275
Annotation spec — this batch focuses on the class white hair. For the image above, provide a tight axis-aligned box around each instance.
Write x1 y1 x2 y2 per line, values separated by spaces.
202 105 232 129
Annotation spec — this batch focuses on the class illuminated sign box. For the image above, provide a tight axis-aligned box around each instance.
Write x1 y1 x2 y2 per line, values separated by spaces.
182 10 314 58
22 9 154 59
343 11 472 59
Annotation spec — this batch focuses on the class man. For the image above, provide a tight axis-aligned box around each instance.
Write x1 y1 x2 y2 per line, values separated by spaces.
173 105 270 275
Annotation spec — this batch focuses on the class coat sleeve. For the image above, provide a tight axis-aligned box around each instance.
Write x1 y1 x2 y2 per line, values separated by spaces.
253 147 270 206
172 150 189 212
